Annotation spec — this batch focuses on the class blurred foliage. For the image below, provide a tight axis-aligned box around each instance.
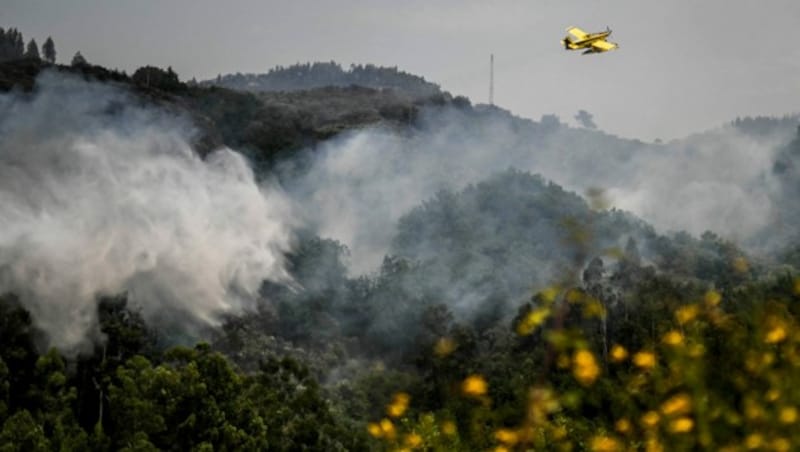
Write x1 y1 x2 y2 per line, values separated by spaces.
365 276 800 452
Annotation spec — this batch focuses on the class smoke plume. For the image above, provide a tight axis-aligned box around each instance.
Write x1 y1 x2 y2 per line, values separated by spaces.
0 72 294 351
284 106 794 273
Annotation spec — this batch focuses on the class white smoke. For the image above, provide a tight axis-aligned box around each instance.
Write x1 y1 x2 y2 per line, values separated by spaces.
3 72 790 348
608 130 783 243
0 72 294 351
284 106 793 272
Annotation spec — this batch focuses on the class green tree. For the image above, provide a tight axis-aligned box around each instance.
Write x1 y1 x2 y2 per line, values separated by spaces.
131 66 184 91
0 357 8 423
0 295 39 412
41 37 55 64
71 296 157 434
24 39 39 60
71 51 87 67
0 28 25 62
108 345 251 450
0 410 49 452
31 350 88 450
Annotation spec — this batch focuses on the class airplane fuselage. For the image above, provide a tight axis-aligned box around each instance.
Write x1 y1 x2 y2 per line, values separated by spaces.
562 31 612 50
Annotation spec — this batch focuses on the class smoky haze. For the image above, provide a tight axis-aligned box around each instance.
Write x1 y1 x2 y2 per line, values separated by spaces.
0 72 294 351
0 72 795 351
284 106 795 273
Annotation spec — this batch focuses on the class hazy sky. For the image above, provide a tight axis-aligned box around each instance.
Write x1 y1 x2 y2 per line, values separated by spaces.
4 0 800 140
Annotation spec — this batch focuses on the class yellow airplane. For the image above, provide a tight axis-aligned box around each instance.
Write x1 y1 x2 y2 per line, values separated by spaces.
561 26 618 54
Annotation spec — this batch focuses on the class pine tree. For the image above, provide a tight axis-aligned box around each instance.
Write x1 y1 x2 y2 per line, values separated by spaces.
71 51 87 67
0 28 26 62
24 39 39 60
13 29 24 58
42 37 56 64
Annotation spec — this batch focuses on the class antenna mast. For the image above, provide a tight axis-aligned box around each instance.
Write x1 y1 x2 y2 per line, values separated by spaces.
489 53 494 105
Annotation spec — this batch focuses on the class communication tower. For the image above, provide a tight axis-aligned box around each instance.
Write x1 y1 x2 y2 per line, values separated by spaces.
489 54 494 105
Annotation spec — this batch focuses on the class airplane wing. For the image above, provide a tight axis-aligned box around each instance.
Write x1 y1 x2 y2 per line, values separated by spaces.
566 26 588 40
590 40 618 52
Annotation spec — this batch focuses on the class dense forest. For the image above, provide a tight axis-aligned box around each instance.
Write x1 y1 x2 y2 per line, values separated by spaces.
0 27 55 64
1 27 800 450
205 62 442 99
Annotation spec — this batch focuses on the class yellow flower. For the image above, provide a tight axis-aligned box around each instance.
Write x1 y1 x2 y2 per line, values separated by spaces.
614 418 631 434
565 288 583 303
773 438 791 452
779 406 797 424
765 325 787 344
434 337 456 357
704 290 722 306
550 425 567 440
379 418 396 439
367 422 382 438
745 433 763 449
744 399 765 421
766 388 780 402
661 393 692 416
641 411 660 428
540 286 560 304
610 344 628 362
688 343 705 358
572 349 600 386
583 298 606 318
386 392 410 418
462 375 488 397
404 433 423 448
441 420 457 436
493 447 510 452
645 437 664 452
675 305 699 325
516 307 551 336
661 330 684 346
633 351 657 369
732 257 749 274
590 435 622 452
494 428 519 445
528 386 560 421
669 417 694 433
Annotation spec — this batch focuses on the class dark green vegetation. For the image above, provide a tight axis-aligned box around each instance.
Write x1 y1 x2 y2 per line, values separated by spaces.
205 62 442 99
2 47 800 450
0 295 368 451
1 161 798 449
0 58 457 168
0 28 55 64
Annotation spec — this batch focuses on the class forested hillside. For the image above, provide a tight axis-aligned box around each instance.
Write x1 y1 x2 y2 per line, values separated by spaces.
1 51 800 451
204 62 442 99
